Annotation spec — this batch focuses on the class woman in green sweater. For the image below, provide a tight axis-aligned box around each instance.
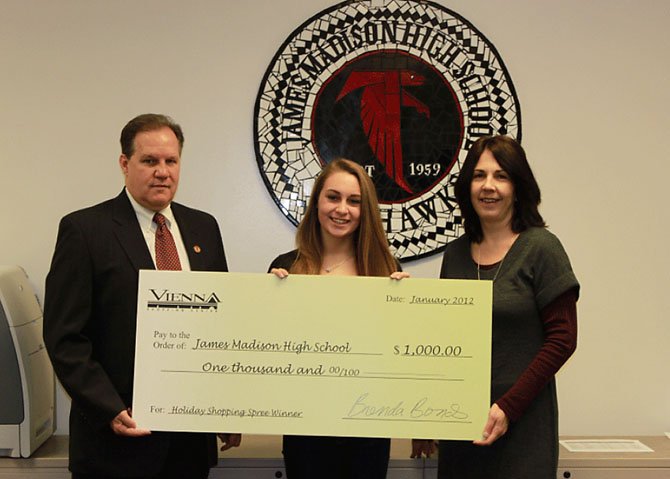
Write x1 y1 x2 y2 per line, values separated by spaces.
434 135 579 478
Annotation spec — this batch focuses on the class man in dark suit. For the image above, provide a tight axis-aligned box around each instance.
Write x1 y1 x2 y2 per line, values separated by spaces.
44 113 240 478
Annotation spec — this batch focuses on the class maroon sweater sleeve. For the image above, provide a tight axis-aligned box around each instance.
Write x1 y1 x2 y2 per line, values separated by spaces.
495 288 578 422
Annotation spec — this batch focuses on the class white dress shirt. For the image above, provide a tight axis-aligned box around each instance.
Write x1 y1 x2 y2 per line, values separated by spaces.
125 188 191 271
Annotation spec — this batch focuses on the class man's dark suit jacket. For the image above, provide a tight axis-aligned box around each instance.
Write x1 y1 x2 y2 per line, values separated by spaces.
44 190 227 476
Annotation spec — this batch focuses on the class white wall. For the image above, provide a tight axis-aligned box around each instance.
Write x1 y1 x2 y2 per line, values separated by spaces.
1 0 668 436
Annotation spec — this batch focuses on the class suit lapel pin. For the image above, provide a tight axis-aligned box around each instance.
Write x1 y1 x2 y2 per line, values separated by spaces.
193 245 202 253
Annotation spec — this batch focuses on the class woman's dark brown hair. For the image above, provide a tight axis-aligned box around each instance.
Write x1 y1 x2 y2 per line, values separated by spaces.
455 135 545 242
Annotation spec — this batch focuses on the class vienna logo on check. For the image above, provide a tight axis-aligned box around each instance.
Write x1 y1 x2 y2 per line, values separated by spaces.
146 289 221 312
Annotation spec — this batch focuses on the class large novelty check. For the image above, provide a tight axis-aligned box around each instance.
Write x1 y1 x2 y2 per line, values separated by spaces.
133 271 491 440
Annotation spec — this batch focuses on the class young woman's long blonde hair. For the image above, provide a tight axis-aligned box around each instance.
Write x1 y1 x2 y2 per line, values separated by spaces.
290 159 397 277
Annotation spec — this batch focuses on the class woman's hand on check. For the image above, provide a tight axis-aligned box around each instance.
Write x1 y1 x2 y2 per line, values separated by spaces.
474 403 509 446
270 268 289 279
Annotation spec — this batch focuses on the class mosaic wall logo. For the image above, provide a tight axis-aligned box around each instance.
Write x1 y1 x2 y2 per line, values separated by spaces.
254 0 521 261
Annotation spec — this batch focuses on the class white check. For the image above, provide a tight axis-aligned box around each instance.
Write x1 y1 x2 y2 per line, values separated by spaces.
133 270 491 440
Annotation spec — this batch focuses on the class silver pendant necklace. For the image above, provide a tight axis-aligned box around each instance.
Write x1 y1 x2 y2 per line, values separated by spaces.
476 246 507 281
322 256 353 273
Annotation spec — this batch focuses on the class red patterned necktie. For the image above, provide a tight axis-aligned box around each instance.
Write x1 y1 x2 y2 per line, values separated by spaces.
153 213 182 271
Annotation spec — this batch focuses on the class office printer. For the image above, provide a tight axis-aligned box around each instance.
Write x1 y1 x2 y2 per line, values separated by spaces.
0 266 54 457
